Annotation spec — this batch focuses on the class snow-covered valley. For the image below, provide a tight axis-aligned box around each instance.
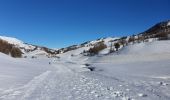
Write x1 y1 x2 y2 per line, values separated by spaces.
0 39 170 100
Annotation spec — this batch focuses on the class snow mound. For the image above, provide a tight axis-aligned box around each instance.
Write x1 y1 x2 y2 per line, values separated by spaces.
0 53 13 60
119 40 170 55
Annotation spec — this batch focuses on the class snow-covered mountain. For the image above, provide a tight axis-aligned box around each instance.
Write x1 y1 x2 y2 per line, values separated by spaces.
0 36 24 45
57 20 170 56
0 35 118 58
0 20 170 58
0 36 36 50
57 37 118 54
0 36 58 57
142 20 170 38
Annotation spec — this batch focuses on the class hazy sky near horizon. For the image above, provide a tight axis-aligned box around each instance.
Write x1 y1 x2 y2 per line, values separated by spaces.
0 0 170 48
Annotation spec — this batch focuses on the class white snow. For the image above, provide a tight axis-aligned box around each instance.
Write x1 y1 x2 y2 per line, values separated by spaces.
119 40 170 55
1 39 170 100
167 21 170 26
24 49 48 57
0 53 53 90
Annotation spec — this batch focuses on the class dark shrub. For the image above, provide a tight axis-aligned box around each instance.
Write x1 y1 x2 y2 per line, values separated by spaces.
0 39 22 57
114 43 120 51
128 36 135 43
156 32 169 40
88 42 107 55
10 47 22 58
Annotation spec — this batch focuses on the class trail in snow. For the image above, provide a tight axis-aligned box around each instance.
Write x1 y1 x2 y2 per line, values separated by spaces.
1 60 169 100
0 62 132 100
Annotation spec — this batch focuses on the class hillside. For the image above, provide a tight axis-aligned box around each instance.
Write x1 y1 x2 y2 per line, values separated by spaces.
56 20 170 57
0 36 58 58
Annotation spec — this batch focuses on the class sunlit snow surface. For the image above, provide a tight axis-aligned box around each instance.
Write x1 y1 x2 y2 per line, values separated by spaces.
0 40 170 100
167 21 170 26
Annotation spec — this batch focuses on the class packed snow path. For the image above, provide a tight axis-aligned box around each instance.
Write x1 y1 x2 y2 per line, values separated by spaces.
0 61 132 100
1 60 170 100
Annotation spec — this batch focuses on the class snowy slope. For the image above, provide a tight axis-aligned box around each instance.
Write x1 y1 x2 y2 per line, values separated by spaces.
86 40 170 100
57 37 118 54
0 36 23 45
0 53 53 90
119 40 170 55
0 38 170 100
56 37 119 64
0 36 35 50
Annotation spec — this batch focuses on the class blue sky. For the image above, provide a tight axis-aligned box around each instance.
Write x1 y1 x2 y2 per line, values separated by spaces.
0 0 170 48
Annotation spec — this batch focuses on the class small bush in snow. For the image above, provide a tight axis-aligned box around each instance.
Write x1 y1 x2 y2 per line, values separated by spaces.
88 42 107 55
114 43 120 51
0 39 22 58
128 36 135 43
10 47 22 58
